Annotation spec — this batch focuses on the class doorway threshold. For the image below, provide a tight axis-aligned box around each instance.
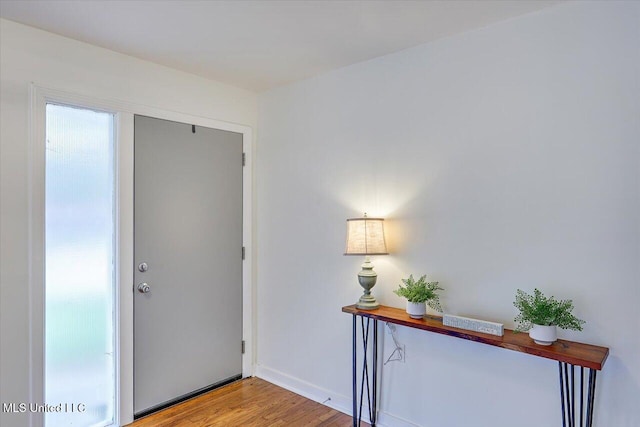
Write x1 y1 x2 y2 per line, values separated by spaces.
134 374 243 420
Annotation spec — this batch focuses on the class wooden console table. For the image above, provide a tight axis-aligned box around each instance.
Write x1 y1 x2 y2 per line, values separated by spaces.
342 304 609 427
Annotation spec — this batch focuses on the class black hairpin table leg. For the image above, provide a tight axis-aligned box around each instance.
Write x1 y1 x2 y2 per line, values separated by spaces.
352 314 357 427
559 362 598 427
351 314 378 426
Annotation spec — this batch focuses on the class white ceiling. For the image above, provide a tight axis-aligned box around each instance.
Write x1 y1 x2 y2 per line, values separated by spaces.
0 0 562 92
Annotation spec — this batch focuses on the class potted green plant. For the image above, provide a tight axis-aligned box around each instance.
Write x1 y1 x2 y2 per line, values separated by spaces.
394 274 443 319
513 288 585 345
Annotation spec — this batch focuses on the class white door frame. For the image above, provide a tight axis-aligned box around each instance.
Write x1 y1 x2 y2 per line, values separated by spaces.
28 84 254 426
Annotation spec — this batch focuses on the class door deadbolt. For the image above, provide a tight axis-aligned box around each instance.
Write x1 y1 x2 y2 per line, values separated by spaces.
137 283 151 294
138 262 148 272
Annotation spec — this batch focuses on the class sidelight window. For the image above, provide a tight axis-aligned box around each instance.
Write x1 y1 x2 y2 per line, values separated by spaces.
45 103 116 427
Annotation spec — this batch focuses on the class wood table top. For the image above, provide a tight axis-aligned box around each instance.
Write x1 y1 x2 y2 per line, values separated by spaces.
343 304 609 370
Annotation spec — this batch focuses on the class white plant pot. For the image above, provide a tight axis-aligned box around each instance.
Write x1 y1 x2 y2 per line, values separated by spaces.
406 301 426 319
529 324 557 346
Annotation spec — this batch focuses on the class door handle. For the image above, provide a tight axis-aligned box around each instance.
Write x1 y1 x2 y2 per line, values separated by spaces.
137 283 151 294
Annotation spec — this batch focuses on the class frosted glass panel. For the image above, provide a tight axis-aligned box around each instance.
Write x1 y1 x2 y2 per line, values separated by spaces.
45 104 115 427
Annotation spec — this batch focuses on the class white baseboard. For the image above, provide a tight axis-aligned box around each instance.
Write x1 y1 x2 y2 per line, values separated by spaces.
254 364 421 427
254 364 355 418
377 411 422 427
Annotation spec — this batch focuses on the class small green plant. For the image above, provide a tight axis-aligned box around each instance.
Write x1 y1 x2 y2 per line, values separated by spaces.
394 274 443 312
513 288 585 332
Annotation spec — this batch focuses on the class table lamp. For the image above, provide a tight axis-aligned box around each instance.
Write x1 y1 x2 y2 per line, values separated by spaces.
344 214 388 310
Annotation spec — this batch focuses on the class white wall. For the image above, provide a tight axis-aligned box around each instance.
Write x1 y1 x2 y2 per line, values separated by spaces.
0 19 257 427
256 2 639 426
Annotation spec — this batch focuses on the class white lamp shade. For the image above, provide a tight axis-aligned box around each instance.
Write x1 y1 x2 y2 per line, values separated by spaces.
344 217 388 255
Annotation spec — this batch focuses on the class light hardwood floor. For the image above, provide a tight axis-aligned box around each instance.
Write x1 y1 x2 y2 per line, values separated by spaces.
127 377 364 426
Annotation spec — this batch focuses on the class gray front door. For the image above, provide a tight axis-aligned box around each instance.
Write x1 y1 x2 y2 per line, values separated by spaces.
133 115 243 416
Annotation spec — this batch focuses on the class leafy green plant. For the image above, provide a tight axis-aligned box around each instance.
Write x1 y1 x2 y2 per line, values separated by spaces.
513 289 585 332
394 274 443 312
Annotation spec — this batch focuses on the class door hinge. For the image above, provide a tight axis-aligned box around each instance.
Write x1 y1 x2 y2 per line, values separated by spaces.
242 340 246 354
242 246 245 260
242 152 246 166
